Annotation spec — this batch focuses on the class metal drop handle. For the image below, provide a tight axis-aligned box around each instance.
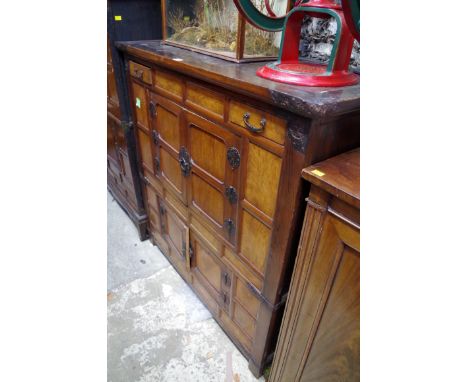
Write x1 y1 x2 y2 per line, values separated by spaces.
243 112 266 133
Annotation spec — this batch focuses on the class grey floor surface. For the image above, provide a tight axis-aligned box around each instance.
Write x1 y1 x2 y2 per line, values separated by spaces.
107 192 264 382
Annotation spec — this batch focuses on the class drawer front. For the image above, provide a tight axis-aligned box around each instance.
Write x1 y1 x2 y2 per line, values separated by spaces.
154 69 183 102
229 101 286 145
186 82 225 121
129 61 152 85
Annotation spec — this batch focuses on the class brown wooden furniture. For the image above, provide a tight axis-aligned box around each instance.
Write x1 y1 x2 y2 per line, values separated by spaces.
107 1 163 239
116 40 359 377
107 35 145 236
269 148 360 382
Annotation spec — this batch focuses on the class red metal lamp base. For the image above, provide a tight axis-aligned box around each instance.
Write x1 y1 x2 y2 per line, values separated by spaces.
257 62 359 87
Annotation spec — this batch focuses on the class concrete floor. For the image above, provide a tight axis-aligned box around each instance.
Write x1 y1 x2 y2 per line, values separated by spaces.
107 193 265 382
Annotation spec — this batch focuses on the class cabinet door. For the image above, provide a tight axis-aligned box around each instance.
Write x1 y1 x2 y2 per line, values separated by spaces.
190 232 230 312
185 111 241 245
160 201 190 279
107 35 120 118
132 82 149 132
270 210 360 382
107 115 120 176
149 93 186 204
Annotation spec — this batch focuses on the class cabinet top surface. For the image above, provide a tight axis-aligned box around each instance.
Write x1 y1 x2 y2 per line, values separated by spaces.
115 40 360 119
302 148 360 208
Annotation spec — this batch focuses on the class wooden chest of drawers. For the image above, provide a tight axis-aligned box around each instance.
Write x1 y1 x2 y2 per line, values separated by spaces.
107 1 162 239
270 149 360 382
116 40 359 377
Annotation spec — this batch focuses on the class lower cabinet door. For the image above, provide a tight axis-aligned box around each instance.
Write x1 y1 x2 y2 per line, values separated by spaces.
190 232 230 313
160 202 190 280
107 116 120 174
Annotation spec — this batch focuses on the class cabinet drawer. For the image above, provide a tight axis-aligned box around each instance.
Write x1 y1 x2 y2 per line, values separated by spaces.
154 69 183 102
129 61 152 85
186 82 225 121
229 101 286 145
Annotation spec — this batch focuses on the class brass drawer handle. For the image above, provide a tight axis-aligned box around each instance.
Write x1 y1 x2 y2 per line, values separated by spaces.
243 112 266 133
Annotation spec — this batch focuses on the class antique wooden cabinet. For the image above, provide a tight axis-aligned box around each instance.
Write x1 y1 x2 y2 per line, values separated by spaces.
116 40 359 377
270 149 360 382
107 0 162 238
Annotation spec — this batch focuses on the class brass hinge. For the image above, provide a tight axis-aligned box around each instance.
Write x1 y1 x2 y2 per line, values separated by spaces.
179 147 192 177
223 218 235 237
225 186 238 204
121 120 134 132
140 172 149 185
149 101 157 118
154 157 160 171
151 130 159 145
222 271 231 287
222 291 230 307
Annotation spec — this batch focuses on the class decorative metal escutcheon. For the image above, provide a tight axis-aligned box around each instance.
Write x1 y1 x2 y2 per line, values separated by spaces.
179 147 192 177
225 186 238 204
243 112 266 133
223 218 235 236
227 147 241 170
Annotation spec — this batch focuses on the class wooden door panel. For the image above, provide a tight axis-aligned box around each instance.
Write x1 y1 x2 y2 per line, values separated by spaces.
107 118 118 164
239 210 271 277
302 245 359 382
191 174 224 226
234 279 261 319
244 142 282 219
166 210 184 257
115 124 127 152
189 125 226 182
148 206 162 235
193 240 222 293
275 212 360 382
185 111 241 244
160 202 190 276
132 82 149 131
191 234 225 303
119 150 133 183
160 148 183 194
137 129 154 174
232 302 256 340
149 93 186 203
156 103 181 152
